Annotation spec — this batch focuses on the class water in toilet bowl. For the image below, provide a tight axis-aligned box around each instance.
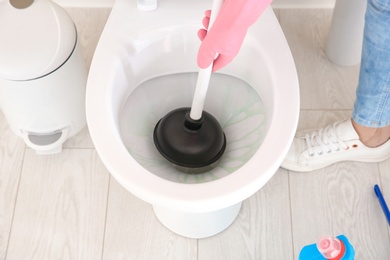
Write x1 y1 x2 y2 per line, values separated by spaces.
119 72 268 184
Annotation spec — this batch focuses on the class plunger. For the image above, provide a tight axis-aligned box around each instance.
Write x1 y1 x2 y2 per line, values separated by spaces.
153 0 226 173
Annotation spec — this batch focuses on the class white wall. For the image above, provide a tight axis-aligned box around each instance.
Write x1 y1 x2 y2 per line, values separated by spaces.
53 0 336 8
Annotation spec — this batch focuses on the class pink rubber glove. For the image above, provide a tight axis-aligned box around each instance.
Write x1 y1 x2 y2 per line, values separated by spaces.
197 0 272 72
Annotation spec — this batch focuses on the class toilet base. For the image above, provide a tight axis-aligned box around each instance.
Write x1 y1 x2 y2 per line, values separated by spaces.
153 202 242 239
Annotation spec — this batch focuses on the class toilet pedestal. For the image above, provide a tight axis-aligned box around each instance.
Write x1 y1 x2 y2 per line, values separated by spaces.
153 202 242 238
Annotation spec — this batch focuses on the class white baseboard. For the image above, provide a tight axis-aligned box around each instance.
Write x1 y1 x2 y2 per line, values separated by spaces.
53 0 115 8
272 0 335 8
54 0 336 9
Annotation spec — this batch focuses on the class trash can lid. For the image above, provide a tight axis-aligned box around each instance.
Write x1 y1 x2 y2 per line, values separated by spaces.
0 0 76 81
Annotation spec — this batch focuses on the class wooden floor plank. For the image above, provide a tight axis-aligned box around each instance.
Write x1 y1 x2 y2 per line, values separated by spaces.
378 158 390 239
6 149 110 260
279 9 360 110
102 178 198 260
0 111 25 260
198 169 294 260
296 110 352 131
289 161 390 259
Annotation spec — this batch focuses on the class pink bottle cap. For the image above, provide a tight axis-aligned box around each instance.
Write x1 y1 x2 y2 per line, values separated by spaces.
317 236 344 259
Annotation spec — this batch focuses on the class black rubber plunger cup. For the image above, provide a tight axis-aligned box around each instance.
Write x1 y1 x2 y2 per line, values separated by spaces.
153 107 226 174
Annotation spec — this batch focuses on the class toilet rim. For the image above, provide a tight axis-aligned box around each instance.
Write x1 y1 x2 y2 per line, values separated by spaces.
86 8 299 213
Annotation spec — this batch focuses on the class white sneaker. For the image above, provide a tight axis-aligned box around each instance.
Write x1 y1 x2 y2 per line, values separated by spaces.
281 119 390 172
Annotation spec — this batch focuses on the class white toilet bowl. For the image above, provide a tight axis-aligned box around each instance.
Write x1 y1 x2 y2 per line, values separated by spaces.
86 0 299 238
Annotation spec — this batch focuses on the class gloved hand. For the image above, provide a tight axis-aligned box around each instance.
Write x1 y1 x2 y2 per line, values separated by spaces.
197 0 272 72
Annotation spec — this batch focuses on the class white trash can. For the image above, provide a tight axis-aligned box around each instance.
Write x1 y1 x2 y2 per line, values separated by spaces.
0 0 87 154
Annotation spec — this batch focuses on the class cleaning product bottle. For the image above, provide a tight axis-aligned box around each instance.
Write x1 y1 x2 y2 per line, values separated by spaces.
299 234 355 260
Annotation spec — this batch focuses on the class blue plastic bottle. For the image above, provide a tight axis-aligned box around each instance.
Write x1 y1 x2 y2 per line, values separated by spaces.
299 235 355 260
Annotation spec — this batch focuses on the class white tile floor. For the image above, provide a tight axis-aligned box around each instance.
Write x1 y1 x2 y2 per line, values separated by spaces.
1 8 389 260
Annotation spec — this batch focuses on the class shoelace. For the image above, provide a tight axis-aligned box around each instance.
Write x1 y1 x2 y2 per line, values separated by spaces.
305 122 349 157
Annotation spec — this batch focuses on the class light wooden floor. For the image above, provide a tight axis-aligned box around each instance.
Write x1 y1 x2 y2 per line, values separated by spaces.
1 8 390 260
